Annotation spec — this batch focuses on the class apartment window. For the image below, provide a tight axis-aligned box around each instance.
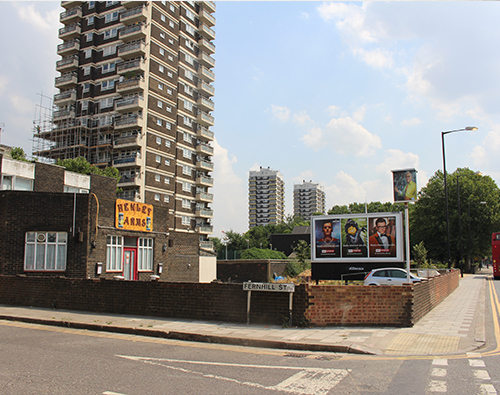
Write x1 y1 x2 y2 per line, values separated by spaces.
83 83 90 93
100 97 114 108
185 69 193 80
167 88 173 95
155 174 161 182
169 38 174 45
185 9 195 21
182 164 192 175
104 28 118 40
182 182 192 192
186 39 195 50
164 177 170 184
138 238 153 271
182 199 191 209
157 100 163 109
184 85 193 95
156 137 162 145
181 216 190 226
186 24 195 36
84 48 92 58
103 45 117 56
89 1 95 9
106 236 122 271
158 83 164 90
183 116 192 127
154 193 160 201
165 140 171 147
167 71 173 78
24 232 67 271
160 32 166 39
106 1 119 6
183 148 192 159
101 80 115 90
159 48 165 56
83 66 91 76
164 159 170 166
183 100 193 111
161 14 166 22
105 11 118 23
166 105 172 112
170 4 175 12
164 196 169 203
86 32 93 42
168 55 174 62
87 16 94 25
183 132 192 143
102 62 115 73
155 155 161 163
81 100 89 110
159 65 164 73
184 53 194 65
156 119 162 126
166 122 172 130
169 21 175 29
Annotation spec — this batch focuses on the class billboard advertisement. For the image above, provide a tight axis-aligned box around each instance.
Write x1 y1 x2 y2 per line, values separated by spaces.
393 168 417 202
312 212 404 263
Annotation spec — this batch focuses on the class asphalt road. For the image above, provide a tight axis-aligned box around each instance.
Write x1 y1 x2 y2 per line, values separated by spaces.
1 276 500 394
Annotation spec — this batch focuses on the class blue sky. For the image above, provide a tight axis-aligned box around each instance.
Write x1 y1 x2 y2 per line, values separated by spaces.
1 2 499 239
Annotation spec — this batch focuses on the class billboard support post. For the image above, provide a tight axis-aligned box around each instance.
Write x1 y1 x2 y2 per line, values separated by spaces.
405 202 411 283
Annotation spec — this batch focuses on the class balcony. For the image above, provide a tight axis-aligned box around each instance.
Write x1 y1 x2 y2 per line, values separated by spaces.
53 108 76 121
198 37 215 55
198 81 215 97
61 1 83 10
118 41 146 59
113 153 141 167
196 111 214 127
196 126 214 141
120 5 147 24
196 225 213 234
196 208 213 218
116 77 146 94
122 1 147 8
56 55 79 72
115 96 144 112
198 8 215 27
198 66 215 83
59 23 81 40
196 175 213 187
57 39 80 56
196 143 214 155
114 114 143 130
196 96 214 112
55 72 78 89
119 23 147 41
117 59 146 75
198 23 215 41
118 175 141 187
53 89 77 106
198 51 215 69
60 7 82 24
196 160 214 171
113 134 141 148
199 241 214 251
196 192 213 203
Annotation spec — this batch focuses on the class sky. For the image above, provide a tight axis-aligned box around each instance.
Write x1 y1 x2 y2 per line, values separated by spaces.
1 1 500 240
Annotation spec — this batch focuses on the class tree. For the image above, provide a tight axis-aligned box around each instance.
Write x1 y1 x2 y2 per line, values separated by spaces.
10 147 29 162
412 241 428 267
328 201 403 215
240 247 287 260
411 168 500 265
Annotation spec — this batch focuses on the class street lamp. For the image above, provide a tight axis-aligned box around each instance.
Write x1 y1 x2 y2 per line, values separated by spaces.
442 126 477 267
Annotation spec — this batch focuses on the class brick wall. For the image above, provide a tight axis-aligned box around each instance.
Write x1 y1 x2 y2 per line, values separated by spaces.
217 260 289 283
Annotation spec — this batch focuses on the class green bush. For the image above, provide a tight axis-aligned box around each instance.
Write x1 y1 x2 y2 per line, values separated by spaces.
240 247 287 260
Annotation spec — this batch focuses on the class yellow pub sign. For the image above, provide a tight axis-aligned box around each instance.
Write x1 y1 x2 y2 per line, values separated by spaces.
115 199 153 232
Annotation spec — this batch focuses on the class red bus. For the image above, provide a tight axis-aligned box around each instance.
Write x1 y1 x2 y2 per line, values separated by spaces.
493 232 500 280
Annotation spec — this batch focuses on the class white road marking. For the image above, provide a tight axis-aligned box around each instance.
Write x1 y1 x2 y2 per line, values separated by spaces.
469 359 486 368
117 355 350 394
474 370 491 380
432 359 448 366
103 393 127 395
431 368 447 377
478 384 497 395
428 380 447 393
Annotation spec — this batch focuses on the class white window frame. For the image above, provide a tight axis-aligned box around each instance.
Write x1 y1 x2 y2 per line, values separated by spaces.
164 177 170 184
84 48 92 58
182 164 192 175
83 66 91 76
86 32 93 42
104 28 118 40
87 16 94 25
164 158 170 166
105 11 118 23
156 137 162 145
155 155 161 163
182 216 190 225
182 198 191 209
156 119 162 126
159 65 165 73
157 100 163 109
24 232 67 271
182 181 192 192
161 14 166 22
166 122 172 130
164 195 170 203
165 140 171 147
138 238 153 271
158 83 164 90
160 32 166 39
183 148 192 159
155 174 161 182
159 47 165 56
154 193 160 201
106 236 123 272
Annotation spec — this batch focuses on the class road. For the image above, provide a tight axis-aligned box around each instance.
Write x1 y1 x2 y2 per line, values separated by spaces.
1 277 500 394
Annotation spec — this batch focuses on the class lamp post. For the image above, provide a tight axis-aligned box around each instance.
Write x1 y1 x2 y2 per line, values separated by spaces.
457 174 463 276
442 126 477 267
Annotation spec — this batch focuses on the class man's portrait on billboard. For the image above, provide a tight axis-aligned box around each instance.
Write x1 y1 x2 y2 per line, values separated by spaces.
368 217 397 257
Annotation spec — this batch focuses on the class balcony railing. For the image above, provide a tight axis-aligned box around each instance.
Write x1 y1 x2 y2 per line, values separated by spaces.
59 23 81 38
199 81 215 96
119 23 146 40
120 5 147 23
56 55 79 70
196 143 214 155
116 77 145 93
197 110 214 127
199 51 215 68
113 134 141 147
115 96 144 111
118 41 146 58
196 126 214 141
114 114 142 128
113 153 139 165
196 225 213 234
198 37 215 54
57 39 80 54
196 160 214 171
60 7 82 23
55 72 78 88
196 175 214 186
199 23 215 40
53 89 77 104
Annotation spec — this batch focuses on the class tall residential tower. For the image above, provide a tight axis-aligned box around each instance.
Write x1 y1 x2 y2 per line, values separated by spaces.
293 180 326 219
34 1 215 238
248 167 285 228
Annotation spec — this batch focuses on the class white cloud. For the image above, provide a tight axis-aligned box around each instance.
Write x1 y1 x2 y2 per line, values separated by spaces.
469 127 500 168
270 105 291 122
13 3 59 33
0 76 7 95
375 149 420 174
401 117 422 127
292 170 316 184
292 111 313 126
352 105 366 123
300 12 310 20
352 47 394 70
303 116 381 157
10 96 33 115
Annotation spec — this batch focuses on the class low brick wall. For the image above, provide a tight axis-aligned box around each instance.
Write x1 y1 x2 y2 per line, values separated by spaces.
0 270 460 327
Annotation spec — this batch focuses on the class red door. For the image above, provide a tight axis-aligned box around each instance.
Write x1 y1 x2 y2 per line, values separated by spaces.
123 248 137 281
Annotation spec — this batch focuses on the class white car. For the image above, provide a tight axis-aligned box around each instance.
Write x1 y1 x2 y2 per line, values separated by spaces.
363 267 422 286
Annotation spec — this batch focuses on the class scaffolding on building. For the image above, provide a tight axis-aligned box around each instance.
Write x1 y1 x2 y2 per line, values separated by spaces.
32 92 115 167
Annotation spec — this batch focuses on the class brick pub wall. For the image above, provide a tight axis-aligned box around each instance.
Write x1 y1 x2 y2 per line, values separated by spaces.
217 260 289 283
0 276 308 325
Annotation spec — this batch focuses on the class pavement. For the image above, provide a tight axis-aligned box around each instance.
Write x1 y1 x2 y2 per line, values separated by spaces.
0 268 491 357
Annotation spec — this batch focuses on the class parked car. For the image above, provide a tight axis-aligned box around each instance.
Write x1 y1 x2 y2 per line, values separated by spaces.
363 267 422 286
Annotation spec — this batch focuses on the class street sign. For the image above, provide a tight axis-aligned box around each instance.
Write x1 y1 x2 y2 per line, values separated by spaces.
243 282 295 292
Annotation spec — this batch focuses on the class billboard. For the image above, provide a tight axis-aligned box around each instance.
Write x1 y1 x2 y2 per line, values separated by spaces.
392 168 417 202
312 212 404 263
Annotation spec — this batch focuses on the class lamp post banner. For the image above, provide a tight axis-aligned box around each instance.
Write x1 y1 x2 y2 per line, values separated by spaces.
392 168 417 202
